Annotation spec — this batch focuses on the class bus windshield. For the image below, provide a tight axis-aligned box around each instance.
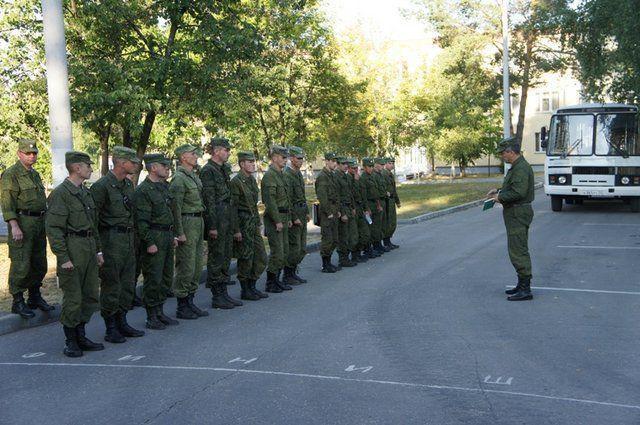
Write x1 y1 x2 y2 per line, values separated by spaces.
595 113 640 156
548 114 594 156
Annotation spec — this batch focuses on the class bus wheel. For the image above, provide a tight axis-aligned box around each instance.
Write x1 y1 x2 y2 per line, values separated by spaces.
551 196 563 212
631 197 640 213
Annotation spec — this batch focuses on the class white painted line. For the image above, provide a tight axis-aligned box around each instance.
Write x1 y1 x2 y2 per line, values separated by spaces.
582 223 640 227
557 245 640 250
507 286 640 296
0 362 639 411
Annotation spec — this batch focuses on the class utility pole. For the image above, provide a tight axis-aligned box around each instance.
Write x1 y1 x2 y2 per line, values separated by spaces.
502 0 512 174
41 0 73 186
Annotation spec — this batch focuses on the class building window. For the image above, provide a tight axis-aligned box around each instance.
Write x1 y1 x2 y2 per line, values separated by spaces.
534 132 545 153
536 91 560 112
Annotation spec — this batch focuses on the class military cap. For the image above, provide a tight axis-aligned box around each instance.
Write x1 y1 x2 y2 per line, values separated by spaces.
65 150 93 166
324 152 337 161
386 157 395 163
270 145 289 157
209 137 232 149
238 151 256 162
362 157 374 167
112 145 141 164
347 158 358 167
288 146 305 159
496 136 519 153
17 138 39 154
143 153 171 166
374 157 386 165
336 156 350 164
174 143 198 158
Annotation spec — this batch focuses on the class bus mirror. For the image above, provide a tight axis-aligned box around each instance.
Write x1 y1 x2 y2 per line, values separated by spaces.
540 126 548 149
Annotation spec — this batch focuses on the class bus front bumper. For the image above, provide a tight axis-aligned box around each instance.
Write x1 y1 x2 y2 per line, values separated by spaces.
545 185 640 198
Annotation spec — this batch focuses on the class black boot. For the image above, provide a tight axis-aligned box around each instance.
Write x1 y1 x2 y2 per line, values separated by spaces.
27 286 54 311
292 267 307 283
250 279 269 298
177 296 199 318
508 278 533 301
321 256 336 273
157 303 179 325
145 306 166 330
383 237 399 250
76 322 104 351
221 282 243 306
11 293 35 319
240 280 261 301
358 250 369 262
165 289 175 298
63 326 83 358
339 253 356 268
132 294 143 308
210 285 235 309
505 277 523 295
368 244 382 258
188 293 210 316
282 267 302 285
379 240 391 252
275 269 292 291
265 271 283 293
116 311 145 337
104 315 126 343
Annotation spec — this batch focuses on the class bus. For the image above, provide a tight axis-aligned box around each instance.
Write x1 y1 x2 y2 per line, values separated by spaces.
541 103 640 212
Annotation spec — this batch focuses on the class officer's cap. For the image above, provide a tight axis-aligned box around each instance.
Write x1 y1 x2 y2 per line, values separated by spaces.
65 151 93 166
324 152 337 161
270 145 289 157
112 146 141 164
362 158 374 167
238 151 256 162
17 138 38 154
174 144 199 158
209 137 232 150
143 153 171 166
496 136 519 153
288 146 305 159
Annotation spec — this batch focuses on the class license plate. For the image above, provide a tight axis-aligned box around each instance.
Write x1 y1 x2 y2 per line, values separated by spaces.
584 190 605 196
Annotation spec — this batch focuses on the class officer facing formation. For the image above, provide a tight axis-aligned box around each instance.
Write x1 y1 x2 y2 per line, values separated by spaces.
46 151 104 357
382 158 400 250
283 146 309 285
488 137 535 301
1 139 53 318
315 152 340 273
91 146 145 343
134 154 179 330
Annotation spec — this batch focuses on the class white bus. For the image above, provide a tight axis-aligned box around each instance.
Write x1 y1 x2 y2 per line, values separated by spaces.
541 103 640 212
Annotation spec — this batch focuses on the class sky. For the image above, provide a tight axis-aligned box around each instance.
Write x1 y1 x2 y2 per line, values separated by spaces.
321 0 430 42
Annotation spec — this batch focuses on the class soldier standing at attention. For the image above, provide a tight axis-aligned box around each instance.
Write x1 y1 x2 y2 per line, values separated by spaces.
46 151 104 357
360 158 384 257
261 145 293 292
201 137 242 309
315 152 340 273
335 157 357 268
169 144 207 320
91 146 145 343
373 158 390 253
134 154 180 330
382 157 400 250
347 159 368 263
1 139 54 318
487 137 535 301
283 146 309 285
230 151 268 300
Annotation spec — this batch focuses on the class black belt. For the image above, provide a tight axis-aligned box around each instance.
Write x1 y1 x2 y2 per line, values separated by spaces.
294 202 307 208
102 225 134 233
182 212 203 217
278 208 290 214
506 202 532 208
379 197 386 200
68 229 93 238
17 209 46 217
150 224 174 231
367 198 378 202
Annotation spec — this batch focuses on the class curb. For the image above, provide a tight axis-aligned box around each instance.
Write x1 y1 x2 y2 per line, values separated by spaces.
0 184 542 336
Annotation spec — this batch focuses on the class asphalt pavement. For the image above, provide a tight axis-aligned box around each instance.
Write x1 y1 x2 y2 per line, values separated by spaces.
1 191 639 425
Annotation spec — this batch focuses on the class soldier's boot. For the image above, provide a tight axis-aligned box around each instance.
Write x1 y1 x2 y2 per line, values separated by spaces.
145 306 166 330
282 267 302 286
292 267 307 283
103 315 126 343
11 293 35 319
75 322 104 351
26 286 55 311
368 244 382 258
220 282 243 306
358 250 369 262
507 278 533 301
132 294 143 308
226 279 236 286
373 241 386 255
240 280 261 301
321 256 336 273
177 297 199 318
166 289 175 298
338 253 357 268
188 293 210 316
505 277 523 295
63 326 83 358
210 286 235 309
250 280 269 298
265 272 283 293
157 304 179 326
379 240 391 252
275 269 293 291
351 251 365 264
116 311 145 337
383 237 399 250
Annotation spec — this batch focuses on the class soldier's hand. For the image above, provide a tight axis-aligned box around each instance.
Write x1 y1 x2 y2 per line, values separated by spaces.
209 229 218 240
327 214 334 220
352 209 356 216
397 203 401 208
10 222 23 242
288 221 293 228
377 205 383 212
61 260 74 270
294 219 302 226
147 244 158 255
96 254 104 267
276 222 284 232
177 234 187 244
365 210 371 216
234 232 243 242
306 214 311 223
341 215 348 223
172 239 178 248
487 188 498 197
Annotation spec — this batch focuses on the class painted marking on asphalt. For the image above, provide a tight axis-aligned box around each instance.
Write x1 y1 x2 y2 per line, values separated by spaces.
118 355 145 362
21 352 46 359
557 245 640 250
484 375 513 385
345 365 373 373
0 362 639 411
508 286 640 296
229 357 258 365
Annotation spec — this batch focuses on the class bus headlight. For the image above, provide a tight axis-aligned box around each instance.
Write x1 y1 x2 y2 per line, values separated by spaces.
622 176 630 185
558 176 567 184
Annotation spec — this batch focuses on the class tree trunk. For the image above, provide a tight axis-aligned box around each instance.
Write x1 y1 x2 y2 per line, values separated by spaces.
515 38 534 145
99 122 112 176
122 124 133 148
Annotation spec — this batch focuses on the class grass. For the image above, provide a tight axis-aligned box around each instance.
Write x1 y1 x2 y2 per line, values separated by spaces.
0 178 495 312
